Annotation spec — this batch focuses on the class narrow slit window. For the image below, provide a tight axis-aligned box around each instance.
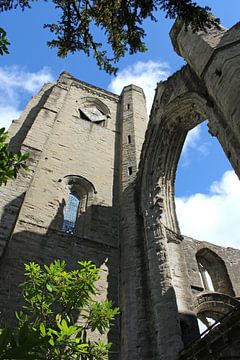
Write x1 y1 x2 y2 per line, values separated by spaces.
128 135 131 144
127 104 130 110
128 167 133 176
63 193 80 234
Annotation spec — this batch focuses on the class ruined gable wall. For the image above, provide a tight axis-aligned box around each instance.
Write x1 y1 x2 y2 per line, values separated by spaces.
182 237 240 297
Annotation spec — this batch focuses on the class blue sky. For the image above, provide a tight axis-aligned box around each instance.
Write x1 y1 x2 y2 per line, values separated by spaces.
1 0 240 248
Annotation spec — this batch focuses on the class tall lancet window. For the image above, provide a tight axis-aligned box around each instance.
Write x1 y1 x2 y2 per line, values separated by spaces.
62 192 80 234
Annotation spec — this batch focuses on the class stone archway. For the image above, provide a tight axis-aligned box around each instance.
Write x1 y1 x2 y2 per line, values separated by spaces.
139 65 210 233
137 64 212 357
194 292 240 329
137 51 240 356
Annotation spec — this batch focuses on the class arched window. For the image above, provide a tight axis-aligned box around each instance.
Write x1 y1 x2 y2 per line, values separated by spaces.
62 192 80 234
79 97 110 126
194 293 240 334
61 175 96 235
196 248 234 296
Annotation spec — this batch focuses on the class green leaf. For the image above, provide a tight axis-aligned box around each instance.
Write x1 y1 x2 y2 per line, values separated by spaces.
39 323 46 337
46 283 53 292
49 337 54 346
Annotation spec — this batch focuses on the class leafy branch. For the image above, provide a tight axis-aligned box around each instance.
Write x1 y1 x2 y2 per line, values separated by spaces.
0 260 119 359
0 0 220 74
0 128 29 186
0 27 10 55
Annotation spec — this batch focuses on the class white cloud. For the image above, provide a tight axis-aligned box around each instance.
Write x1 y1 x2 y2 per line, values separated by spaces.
108 60 170 113
175 170 240 249
0 106 21 129
182 126 201 154
0 66 54 130
181 123 212 167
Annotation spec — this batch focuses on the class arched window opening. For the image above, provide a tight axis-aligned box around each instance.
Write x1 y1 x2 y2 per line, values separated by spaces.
60 175 96 235
62 193 80 234
80 107 106 125
196 248 234 296
79 97 110 126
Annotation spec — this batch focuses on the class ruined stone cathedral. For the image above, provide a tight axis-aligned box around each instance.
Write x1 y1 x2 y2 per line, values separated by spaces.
1 18 240 360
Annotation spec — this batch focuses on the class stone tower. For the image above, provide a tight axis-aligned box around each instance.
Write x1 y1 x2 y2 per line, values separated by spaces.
1 19 240 360
0 73 148 359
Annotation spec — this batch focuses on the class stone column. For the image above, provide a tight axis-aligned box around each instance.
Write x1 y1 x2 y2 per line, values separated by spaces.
119 85 151 359
142 187 184 360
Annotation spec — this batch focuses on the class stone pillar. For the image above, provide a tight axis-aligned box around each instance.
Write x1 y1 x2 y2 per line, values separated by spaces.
120 84 148 189
119 85 151 359
166 230 199 346
142 189 184 360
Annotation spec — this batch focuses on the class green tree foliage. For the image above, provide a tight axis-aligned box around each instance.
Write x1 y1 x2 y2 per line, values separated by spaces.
0 260 119 359
0 128 28 186
0 0 219 74
0 27 10 55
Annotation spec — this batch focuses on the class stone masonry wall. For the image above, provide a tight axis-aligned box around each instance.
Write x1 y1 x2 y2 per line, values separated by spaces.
0 73 121 359
182 236 240 297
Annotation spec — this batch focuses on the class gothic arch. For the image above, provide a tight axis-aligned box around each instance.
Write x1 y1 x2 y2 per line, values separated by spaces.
194 292 239 326
137 63 240 354
60 175 97 234
136 65 212 355
139 63 240 233
196 248 235 296
139 65 209 232
63 175 97 196
79 96 111 125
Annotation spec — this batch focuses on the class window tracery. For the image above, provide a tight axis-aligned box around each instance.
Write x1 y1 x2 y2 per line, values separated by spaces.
79 97 110 126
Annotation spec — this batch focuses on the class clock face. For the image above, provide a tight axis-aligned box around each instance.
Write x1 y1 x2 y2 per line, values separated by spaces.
81 106 106 123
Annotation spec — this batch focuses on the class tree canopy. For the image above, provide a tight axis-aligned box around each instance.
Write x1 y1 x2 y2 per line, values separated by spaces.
0 259 119 359
0 0 219 74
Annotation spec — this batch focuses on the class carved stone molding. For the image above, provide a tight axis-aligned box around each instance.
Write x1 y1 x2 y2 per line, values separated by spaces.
71 82 119 103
